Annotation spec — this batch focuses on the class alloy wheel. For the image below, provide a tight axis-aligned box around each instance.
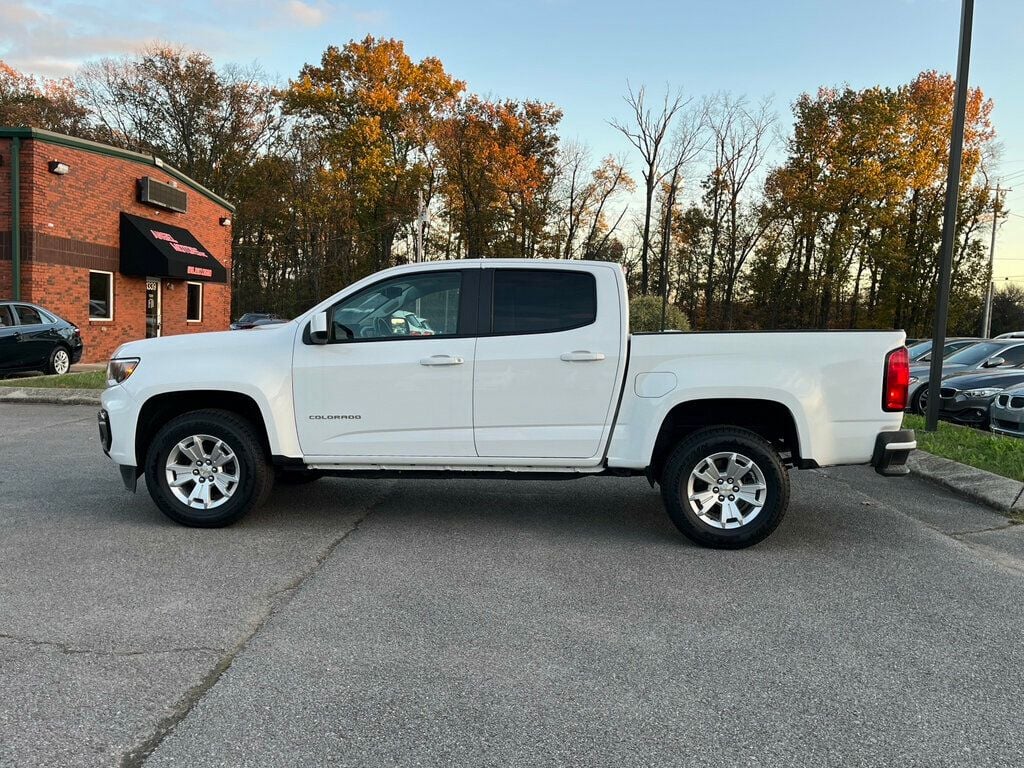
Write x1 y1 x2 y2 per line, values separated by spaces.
685 451 767 529
53 349 70 375
164 434 240 510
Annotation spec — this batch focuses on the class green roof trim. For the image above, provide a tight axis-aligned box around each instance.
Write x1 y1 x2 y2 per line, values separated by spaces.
0 126 235 212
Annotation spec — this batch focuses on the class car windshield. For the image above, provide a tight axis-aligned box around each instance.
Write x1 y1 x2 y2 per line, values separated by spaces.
945 342 1002 367
907 341 931 359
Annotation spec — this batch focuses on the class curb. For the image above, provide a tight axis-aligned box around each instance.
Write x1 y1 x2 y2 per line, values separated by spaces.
0 386 102 406
908 451 1024 513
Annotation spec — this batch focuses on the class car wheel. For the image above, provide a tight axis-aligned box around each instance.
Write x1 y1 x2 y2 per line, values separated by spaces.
47 346 71 375
144 409 274 527
660 427 790 549
275 469 323 485
911 386 928 415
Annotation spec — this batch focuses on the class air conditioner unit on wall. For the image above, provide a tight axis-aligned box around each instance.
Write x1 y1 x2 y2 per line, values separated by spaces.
138 177 188 213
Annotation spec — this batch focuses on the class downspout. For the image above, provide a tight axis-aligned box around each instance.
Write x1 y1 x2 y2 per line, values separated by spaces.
10 136 20 300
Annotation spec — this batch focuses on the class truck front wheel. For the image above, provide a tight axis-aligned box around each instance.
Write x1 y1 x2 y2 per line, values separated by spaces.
660 427 790 549
144 409 273 527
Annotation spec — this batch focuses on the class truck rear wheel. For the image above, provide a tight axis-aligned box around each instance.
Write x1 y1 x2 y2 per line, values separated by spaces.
660 427 790 549
144 409 273 527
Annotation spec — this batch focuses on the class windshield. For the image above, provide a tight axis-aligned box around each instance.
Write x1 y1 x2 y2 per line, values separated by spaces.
907 341 932 359
944 342 1002 367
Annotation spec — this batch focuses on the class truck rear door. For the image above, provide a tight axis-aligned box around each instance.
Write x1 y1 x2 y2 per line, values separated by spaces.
473 264 626 459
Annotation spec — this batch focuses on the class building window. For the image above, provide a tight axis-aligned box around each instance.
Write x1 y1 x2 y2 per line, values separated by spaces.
89 271 113 320
186 282 203 322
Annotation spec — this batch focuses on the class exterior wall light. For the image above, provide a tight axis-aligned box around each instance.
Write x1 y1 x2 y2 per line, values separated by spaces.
48 161 70 175
220 217 232 227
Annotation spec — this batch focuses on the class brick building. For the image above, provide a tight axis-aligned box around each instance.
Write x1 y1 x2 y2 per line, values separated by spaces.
0 127 233 363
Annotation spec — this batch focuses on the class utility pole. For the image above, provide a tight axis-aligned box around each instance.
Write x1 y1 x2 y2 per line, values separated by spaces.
413 191 428 263
981 184 1002 338
926 0 974 433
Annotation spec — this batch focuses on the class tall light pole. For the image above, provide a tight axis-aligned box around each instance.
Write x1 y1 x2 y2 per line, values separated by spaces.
925 0 975 432
981 184 1002 338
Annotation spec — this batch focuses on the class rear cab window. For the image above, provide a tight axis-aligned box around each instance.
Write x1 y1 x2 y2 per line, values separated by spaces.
491 269 597 335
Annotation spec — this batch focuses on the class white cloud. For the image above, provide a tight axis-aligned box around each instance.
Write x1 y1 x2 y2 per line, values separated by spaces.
284 0 327 27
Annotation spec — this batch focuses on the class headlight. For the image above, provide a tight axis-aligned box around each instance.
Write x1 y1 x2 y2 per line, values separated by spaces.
106 357 140 386
908 377 919 385
962 388 1001 399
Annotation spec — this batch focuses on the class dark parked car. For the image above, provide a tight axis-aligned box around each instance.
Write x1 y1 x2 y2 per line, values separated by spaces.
905 337 981 363
906 339 1024 413
230 312 285 330
0 301 83 376
924 367 1024 427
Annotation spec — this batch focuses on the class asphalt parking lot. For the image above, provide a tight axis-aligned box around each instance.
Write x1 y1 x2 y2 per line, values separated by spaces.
2 403 1023 768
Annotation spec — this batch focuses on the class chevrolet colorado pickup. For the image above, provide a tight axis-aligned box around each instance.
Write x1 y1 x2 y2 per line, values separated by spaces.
99 260 915 548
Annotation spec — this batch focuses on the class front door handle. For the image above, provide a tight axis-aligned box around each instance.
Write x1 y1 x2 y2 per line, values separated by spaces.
420 355 464 366
560 351 605 362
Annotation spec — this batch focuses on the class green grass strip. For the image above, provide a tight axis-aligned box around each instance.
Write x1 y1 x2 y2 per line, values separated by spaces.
904 413 1024 483
1 370 107 390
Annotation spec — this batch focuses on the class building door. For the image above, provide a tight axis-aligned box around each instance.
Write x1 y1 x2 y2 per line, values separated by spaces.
145 279 162 338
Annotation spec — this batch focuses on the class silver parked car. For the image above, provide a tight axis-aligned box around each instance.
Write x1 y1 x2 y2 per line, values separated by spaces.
990 386 1024 437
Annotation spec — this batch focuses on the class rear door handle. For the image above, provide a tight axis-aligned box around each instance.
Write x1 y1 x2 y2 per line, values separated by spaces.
420 355 464 366
560 351 605 362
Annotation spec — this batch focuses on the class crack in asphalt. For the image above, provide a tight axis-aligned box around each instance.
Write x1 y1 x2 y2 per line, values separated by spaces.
0 634 223 658
950 525 1020 537
117 484 393 768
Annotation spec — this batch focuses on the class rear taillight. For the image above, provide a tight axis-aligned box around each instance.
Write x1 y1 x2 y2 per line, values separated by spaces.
883 346 910 411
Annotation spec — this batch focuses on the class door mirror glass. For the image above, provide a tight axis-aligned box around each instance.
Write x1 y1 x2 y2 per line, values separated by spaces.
309 311 329 345
984 356 1006 368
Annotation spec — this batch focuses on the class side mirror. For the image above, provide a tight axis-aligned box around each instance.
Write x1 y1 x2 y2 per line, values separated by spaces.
984 356 1006 368
309 311 329 345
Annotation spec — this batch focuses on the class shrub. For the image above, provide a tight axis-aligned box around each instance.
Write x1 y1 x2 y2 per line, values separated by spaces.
629 295 691 333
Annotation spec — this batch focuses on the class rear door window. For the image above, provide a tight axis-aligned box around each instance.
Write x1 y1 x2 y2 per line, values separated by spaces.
492 270 596 335
1000 345 1024 366
14 305 43 325
0 305 13 327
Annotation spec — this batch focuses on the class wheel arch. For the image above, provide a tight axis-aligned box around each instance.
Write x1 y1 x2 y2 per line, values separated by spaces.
648 398 802 483
134 390 271 469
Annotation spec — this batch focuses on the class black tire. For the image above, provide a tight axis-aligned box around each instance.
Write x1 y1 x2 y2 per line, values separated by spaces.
46 345 71 375
911 385 927 415
660 426 790 549
144 409 274 527
275 469 323 485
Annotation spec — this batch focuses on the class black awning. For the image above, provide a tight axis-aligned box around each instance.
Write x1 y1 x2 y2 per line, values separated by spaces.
120 213 227 283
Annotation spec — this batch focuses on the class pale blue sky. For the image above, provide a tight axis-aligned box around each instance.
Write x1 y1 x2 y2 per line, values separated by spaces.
3 0 1023 275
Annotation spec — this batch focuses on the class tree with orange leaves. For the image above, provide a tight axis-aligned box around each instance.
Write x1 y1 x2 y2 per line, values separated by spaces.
283 36 464 272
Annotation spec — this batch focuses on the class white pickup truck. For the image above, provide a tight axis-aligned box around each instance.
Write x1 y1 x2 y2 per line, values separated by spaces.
99 259 915 548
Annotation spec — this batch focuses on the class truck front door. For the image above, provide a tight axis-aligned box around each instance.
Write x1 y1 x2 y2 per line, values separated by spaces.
472 266 625 459
293 268 479 460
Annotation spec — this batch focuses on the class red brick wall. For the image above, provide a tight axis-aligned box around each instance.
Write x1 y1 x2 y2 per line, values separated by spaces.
0 135 233 362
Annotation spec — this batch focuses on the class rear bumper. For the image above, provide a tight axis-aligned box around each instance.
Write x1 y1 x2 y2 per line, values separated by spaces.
871 429 916 476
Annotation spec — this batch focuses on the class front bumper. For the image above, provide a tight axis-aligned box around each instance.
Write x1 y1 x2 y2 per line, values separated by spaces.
990 396 1024 437
871 429 917 476
937 395 995 426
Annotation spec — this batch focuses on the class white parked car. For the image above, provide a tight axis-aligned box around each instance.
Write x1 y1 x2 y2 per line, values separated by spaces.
99 260 914 549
